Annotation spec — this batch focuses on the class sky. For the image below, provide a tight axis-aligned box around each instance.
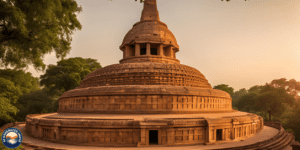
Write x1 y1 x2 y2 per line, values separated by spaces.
26 0 300 91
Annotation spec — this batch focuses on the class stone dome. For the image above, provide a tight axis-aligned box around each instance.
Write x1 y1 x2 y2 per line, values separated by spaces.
76 62 211 88
120 21 179 51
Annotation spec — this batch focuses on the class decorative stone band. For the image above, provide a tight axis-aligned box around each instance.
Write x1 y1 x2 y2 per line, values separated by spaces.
79 63 211 88
25 113 263 146
120 55 180 64
58 85 231 114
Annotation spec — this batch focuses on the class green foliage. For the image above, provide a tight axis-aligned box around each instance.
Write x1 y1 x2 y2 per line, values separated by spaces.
232 88 247 107
235 92 258 112
0 0 82 71
236 84 295 121
0 132 23 150
0 77 21 125
0 69 39 94
213 84 234 97
15 89 57 121
269 78 300 99
285 103 300 142
40 57 101 96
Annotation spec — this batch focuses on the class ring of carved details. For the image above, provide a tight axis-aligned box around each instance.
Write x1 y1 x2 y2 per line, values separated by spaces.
78 63 211 88
58 85 232 114
120 55 180 64
25 113 263 147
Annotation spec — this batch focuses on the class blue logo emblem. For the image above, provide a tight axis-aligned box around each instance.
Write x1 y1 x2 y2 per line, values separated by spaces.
1 128 23 149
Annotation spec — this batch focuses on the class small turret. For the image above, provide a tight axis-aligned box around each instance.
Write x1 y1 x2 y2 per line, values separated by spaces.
120 0 180 64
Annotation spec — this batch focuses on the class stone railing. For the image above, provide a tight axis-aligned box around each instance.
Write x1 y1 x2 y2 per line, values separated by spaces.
263 121 282 130
0 122 25 132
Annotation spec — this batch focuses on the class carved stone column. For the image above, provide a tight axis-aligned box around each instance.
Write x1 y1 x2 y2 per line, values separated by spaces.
53 121 61 141
137 128 147 146
125 45 130 58
158 44 164 56
38 125 43 138
135 43 140 56
146 43 151 55
167 128 174 145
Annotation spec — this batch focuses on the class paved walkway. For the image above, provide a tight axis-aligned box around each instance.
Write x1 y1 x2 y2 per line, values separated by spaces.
15 124 280 150
33 111 251 121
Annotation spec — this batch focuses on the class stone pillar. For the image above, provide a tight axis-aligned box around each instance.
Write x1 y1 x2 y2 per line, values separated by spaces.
146 43 151 55
232 126 235 140
135 43 140 56
189 129 193 142
222 128 225 140
167 129 175 145
123 49 126 59
206 126 210 143
213 129 216 142
173 50 176 58
158 44 164 56
80 129 87 143
168 46 173 58
125 45 130 58
158 129 162 145
54 121 61 141
54 127 60 141
138 128 147 146
38 125 43 138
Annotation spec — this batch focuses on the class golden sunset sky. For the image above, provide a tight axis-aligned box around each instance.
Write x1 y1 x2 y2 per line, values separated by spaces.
27 0 300 91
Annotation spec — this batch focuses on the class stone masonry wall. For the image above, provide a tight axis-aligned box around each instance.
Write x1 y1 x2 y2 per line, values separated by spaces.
59 95 232 113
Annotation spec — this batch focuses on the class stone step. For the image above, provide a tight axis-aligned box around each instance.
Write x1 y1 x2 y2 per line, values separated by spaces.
267 132 293 150
256 130 287 148
211 127 287 150
256 130 292 150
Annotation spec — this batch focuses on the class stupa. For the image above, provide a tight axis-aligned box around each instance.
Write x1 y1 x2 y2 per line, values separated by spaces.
25 0 264 147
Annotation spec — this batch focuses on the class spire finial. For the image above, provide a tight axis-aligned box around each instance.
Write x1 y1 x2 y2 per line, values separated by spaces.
141 0 160 21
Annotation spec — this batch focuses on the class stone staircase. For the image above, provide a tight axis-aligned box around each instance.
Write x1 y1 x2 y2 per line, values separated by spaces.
211 123 294 150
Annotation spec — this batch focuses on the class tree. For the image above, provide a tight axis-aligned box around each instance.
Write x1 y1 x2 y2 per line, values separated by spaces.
269 78 300 99
285 103 300 142
213 84 234 97
15 89 57 121
232 88 247 107
0 0 82 71
235 92 258 112
236 84 295 121
40 57 101 96
0 69 39 94
0 77 22 126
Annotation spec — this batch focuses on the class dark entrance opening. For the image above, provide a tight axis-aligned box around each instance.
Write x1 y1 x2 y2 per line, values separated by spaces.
216 129 222 141
151 48 158 55
149 130 158 145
